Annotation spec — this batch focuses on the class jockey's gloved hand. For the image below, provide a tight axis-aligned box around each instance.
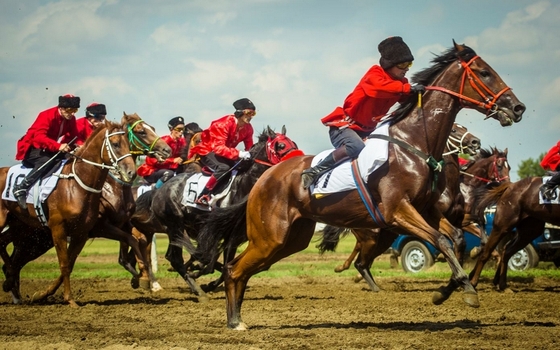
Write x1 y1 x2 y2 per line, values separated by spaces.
239 151 251 160
410 84 426 94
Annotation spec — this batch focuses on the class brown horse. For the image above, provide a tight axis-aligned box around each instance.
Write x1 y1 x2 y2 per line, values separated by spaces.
0 113 171 299
201 41 525 329
469 177 560 291
0 121 136 307
320 146 511 292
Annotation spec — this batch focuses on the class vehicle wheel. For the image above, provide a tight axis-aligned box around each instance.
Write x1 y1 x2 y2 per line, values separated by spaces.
401 241 435 273
507 244 539 271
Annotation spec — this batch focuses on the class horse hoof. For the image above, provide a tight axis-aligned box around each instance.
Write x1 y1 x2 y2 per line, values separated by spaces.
68 300 80 308
130 277 140 289
353 275 364 283
462 291 480 308
432 287 451 305
139 277 151 290
229 322 248 331
10 292 21 305
334 266 344 273
197 294 210 303
151 281 163 292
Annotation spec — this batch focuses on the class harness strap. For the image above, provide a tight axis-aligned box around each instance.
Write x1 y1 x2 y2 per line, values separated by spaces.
350 159 387 228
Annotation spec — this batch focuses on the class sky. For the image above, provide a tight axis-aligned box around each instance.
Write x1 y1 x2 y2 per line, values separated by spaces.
1 0 559 181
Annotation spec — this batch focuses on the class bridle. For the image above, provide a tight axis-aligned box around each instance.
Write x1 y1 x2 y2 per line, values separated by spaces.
426 55 511 118
461 155 509 183
127 120 161 156
254 134 303 167
443 128 475 156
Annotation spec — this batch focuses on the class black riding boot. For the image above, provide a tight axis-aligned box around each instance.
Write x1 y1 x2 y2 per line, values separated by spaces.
12 166 47 211
301 148 348 189
540 172 560 200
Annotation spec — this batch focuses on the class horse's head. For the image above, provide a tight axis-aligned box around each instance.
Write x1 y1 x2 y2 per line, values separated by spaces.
77 121 137 183
250 126 303 167
446 123 480 156
451 41 525 126
466 147 510 185
121 112 172 162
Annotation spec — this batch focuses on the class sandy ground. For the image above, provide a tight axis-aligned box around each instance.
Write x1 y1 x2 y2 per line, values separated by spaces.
0 268 559 350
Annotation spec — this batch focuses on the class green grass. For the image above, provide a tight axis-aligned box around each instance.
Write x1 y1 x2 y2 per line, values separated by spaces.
5 234 560 281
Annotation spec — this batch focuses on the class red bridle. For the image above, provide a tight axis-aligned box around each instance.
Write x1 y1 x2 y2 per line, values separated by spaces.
254 134 304 167
462 156 509 183
426 55 511 117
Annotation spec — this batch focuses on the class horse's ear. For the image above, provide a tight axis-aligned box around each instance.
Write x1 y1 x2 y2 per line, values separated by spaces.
281 125 286 135
504 148 508 156
121 111 129 124
267 126 275 136
453 39 465 52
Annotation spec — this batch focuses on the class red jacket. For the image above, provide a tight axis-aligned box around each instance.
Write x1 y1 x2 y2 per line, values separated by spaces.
16 106 80 160
74 117 94 143
321 65 411 132
188 114 254 160
541 141 560 171
137 134 187 177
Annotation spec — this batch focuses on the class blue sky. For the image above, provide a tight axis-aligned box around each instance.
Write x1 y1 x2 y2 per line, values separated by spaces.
1 0 559 181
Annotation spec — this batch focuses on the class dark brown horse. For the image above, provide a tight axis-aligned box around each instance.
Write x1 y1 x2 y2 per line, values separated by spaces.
199 42 525 329
0 121 137 307
0 113 171 299
130 126 302 298
320 146 511 292
469 177 560 291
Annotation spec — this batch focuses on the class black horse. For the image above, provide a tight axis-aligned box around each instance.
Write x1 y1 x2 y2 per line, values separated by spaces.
129 126 302 299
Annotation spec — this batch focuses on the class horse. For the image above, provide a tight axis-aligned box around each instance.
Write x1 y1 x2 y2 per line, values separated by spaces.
320 123 482 279
129 126 302 298
196 41 525 329
319 146 511 292
0 113 171 298
0 121 136 307
468 176 560 291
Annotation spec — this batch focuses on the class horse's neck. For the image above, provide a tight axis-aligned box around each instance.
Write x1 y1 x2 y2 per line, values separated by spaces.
392 64 464 159
70 134 111 190
462 158 492 187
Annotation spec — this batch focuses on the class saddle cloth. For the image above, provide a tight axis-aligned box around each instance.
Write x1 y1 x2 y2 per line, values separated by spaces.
310 122 390 197
180 171 238 211
539 176 560 204
2 162 64 204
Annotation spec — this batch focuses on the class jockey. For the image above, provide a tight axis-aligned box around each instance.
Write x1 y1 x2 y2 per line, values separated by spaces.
74 102 107 143
301 36 425 189
137 116 187 188
189 98 256 206
540 140 560 200
13 94 82 210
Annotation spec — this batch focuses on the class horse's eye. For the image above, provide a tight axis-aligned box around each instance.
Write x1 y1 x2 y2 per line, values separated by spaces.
480 70 491 78
277 143 285 150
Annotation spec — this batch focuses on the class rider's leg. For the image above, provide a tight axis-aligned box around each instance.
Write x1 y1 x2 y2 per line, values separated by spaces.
540 171 560 200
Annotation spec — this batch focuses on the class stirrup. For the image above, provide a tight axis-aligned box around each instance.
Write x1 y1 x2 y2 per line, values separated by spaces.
541 186 558 201
13 189 28 210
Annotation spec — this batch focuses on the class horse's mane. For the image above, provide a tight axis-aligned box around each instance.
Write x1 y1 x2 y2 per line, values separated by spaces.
391 44 477 123
74 121 121 157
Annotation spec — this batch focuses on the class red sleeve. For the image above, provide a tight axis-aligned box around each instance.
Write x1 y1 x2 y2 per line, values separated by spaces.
360 65 410 98
210 120 240 159
541 143 560 171
31 110 62 153
242 125 254 151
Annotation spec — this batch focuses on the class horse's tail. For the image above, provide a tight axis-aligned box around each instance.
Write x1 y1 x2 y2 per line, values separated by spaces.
315 225 351 254
132 190 156 224
193 198 248 266
471 181 510 219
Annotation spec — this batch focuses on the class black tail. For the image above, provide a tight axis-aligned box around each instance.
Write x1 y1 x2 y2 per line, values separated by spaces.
194 198 249 266
132 190 155 224
315 225 350 254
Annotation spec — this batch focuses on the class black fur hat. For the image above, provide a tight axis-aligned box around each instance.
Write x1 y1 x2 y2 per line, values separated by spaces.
233 98 256 111
58 94 81 108
378 36 414 70
86 103 107 118
168 116 185 129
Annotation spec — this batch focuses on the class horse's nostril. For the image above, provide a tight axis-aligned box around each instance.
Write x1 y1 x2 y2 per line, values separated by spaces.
514 103 526 114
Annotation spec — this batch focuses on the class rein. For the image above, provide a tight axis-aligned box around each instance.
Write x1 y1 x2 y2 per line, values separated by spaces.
59 129 133 193
460 157 509 183
425 55 511 118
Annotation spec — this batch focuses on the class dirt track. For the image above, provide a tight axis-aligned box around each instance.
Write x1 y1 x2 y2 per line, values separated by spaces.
0 272 559 350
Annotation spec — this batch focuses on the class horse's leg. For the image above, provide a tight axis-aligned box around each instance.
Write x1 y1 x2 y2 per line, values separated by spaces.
334 241 360 273
353 228 397 292
395 204 478 307
226 217 316 330
495 218 544 291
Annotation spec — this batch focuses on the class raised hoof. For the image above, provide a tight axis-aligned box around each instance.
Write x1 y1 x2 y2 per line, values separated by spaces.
130 276 140 289
139 277 151 290
353 275 364 283
432 286 451 305
68 300 80 308
334 266 345 273
462 291 480 308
